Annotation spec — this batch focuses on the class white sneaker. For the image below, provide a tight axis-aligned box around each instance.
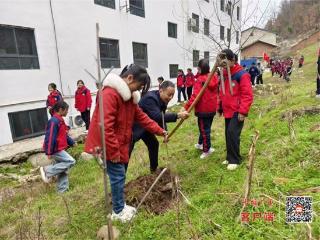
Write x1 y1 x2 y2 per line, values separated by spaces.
227 164 239 170
111 206 136 223
194 143 203 150
222 160 228 165
40 167 50 183
200 148 215 159
83 130 88 134
124 204 137 215
316 94 320 98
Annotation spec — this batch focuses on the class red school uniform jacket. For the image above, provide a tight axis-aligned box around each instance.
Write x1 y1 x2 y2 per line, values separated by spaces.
84 73 164 164
177 74 185 87
184 73 218 116
218 64 253 118
75 86 92 112
46 90 62 108
185 72 195 87
43 114 75 156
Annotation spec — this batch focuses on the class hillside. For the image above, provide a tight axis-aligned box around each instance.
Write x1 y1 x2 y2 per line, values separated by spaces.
0 43 319 239
265 0 320 39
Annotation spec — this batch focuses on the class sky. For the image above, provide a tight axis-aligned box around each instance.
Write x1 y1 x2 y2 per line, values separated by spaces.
241 0 283 30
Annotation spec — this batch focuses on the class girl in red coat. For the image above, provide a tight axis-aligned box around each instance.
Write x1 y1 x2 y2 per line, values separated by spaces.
75 80 92 132
46 83 63 116
85 64 167 223
183 59 218 159
185 68 195 100
177 69 187 102
217 49 253 170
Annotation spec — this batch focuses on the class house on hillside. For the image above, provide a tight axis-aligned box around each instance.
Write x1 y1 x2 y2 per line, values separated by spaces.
241 27 277 60
0 0 242 146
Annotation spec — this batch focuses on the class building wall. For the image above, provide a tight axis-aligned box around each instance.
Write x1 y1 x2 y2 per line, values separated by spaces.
241 28 276 49
0 0 241 145
241 42 276 59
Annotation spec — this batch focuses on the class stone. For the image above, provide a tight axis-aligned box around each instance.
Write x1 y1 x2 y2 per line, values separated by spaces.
81 152 94 161
28 153 52 167
97 225 120 240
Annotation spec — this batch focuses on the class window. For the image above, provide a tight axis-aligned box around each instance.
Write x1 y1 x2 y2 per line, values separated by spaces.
94 0 115 9
99 38 120 68
237 6 240 20
129 0 145 17
236 31 239 44
9 108 48 141
169 64 179 78
0 25 39 70
204 51 209 64
168 22 177 38
204 18 210 36
227 1 232 15
192 13 199 33
227 28 231 42
132 42 148 67
204 0 209 2
193 50 199 67
220 0 225 11
220 25 225 40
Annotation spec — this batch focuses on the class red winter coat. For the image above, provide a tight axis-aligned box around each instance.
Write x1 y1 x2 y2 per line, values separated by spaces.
218 64 253 118
46 90 62 108
185 73 195 87
177 74 185 87
85 73 164 164
184 73 218 116
75 86 92 112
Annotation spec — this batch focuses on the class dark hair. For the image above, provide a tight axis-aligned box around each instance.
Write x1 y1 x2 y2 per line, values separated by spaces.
157 76 164 82
187 68 192 72
221 49 235 61
159 80 175 89
48 83 57 90
198 59 210 74
178 69 184 74
120 64 151 95
77 79 84 85
52 101 69 113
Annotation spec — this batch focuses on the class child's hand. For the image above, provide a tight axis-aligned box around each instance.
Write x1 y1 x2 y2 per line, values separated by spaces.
178 111 189 120
163 131 169 143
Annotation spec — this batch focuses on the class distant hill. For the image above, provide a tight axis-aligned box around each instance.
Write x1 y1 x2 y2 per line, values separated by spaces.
265 0 320 39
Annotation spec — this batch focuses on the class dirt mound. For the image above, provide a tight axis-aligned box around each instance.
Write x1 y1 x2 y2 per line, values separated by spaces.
124 168 176 214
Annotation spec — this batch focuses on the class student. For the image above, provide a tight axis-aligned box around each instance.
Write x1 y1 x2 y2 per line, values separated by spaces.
46 83 63 115
248 63 259 86
84 64 167 223
298 55 304 68
130 81 189 172
183 59 218 159
40 101 76 193
256 62 264 85
177 69 187 102
157 76 164 88
75 80 92 132
217 49 253 170
185 68 195 99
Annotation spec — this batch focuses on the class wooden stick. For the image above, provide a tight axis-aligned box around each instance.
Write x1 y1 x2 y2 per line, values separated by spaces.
226 61 233 95
238 130 260 221
95 23 114 240
168 61 219 140
219 67 226 95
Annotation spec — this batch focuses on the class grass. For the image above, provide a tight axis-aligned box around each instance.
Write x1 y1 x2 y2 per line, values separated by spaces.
0 42 319 239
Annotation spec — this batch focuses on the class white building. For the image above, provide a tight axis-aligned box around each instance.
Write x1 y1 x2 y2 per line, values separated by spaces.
0 0 241 146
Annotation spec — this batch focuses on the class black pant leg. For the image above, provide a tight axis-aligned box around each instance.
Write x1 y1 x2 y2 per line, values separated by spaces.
177 87 181 102
141 132 159 172
317 77 320 94
226 114 244 164
182 87 187 101
187 87 193 99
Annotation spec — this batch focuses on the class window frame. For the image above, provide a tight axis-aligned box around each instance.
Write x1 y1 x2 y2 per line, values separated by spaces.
192 13 199 33
193 50 199 67
220 25 225 40
227 28 231 42
169 64 179 78
204 51 210 64
8 108 48 142
204 18 210 36
236 31 239 44
0 25 40 70
237 6 240 20
168 22 177 38
129 0 145 18
94 0 116 9
132 42 148 68
99 37 121 68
